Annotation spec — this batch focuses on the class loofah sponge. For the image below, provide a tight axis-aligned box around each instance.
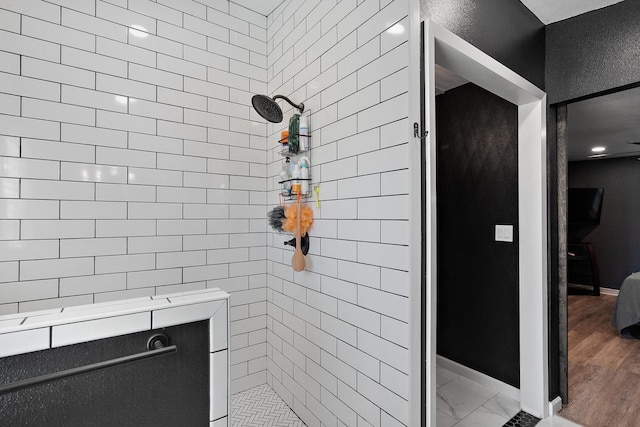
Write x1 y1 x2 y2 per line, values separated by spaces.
282 203 314 235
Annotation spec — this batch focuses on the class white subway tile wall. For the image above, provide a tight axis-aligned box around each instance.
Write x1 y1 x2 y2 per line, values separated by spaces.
0 0 268 394
266 0 409 426
0 0 411 423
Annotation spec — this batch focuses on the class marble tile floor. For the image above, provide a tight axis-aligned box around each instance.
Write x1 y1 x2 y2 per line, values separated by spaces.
230 371 581 427
436 365 582 427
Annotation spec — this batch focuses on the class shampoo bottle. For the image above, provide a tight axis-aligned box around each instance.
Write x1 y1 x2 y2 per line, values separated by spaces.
289 157 296 178
291 162 301 195
300 162 309 195
299 115 308 151
280 159 291 191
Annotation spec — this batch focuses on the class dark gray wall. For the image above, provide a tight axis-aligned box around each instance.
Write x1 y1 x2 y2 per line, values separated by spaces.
546 1 640 401
568 157 640 289
421 0 545 90
546 1 640 104
436 83 520 387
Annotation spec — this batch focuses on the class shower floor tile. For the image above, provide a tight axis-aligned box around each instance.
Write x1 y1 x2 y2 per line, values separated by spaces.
231 384 306 426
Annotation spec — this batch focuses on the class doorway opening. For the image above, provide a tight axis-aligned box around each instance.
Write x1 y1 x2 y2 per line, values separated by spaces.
555 82 640 425
413 20 548 426
435 69 522 425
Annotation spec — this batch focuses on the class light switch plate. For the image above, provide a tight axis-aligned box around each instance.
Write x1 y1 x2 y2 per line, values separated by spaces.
495 224 514 242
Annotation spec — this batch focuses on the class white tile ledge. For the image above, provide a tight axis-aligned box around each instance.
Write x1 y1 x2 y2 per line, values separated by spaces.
0 288 229 339
0 288 230 423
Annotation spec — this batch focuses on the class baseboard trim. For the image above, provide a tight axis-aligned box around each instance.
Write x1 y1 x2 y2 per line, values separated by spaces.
549 396 563 415
436 355 520 401
600 287 619 296
569 284 619 296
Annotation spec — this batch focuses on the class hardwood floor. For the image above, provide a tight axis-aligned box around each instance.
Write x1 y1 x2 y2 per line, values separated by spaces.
561 294 640 426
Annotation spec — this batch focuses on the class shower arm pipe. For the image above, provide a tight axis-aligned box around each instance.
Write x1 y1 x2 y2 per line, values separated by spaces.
273 95 304 114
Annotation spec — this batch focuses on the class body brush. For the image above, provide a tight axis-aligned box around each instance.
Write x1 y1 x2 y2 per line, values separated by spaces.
267 205 286 232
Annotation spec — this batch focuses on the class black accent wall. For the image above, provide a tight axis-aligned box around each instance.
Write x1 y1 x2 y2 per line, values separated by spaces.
421 0 545 90
546 1 640 104
0 321 209 426
568 157 640 289
436 83 520 387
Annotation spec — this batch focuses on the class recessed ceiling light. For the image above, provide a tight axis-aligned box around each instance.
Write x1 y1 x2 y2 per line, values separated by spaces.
591 146 606 153
588 154 607 158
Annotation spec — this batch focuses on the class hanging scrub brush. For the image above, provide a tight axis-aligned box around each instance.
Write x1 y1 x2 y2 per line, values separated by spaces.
267 205 286 232
281 195 314 271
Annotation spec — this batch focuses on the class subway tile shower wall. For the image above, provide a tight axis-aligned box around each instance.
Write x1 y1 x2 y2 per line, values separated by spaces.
0 0 410 424
265 0 410 426
0 0 268 394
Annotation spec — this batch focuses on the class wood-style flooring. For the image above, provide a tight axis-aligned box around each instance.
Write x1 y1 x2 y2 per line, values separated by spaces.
561 294 640 426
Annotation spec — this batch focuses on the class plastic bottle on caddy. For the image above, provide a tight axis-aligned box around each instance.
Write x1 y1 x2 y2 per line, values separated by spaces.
291 162 301 195
300 162 309 195
289 157 296 180
280 159 291 192
299 115 308 151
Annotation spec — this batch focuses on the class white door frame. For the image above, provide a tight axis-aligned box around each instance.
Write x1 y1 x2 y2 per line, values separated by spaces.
409 20 548 426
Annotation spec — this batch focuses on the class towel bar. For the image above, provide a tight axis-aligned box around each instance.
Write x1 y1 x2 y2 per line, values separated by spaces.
0 344 177 395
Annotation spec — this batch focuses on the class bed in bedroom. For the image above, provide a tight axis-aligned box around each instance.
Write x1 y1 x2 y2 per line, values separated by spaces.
611 272 640 338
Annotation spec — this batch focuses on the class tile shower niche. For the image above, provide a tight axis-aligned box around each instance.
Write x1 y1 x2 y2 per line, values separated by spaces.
0 288 229 427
